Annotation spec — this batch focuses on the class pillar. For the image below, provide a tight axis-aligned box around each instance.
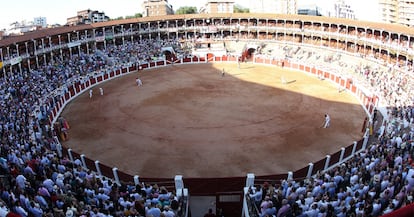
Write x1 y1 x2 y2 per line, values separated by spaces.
112 167 121 186
324 155 331 170
307 163 314 179
95 160 102 176
246 173 255 187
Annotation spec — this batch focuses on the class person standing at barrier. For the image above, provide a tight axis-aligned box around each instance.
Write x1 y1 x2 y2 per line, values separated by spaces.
89 89 93 98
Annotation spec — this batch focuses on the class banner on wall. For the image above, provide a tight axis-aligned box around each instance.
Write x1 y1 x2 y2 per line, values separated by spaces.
95 36 105 42
68 41 81 48
9 57 22 66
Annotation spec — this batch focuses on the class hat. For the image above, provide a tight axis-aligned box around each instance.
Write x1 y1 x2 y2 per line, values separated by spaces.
66 209 74 217
374 175 380 182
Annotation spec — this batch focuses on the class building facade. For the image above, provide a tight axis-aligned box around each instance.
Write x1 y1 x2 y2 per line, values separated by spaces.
297 5 323 16
333 0 355 19
379 0 414 26
142 0 174 17
199 0 235 13
66 9 109 26
249 0 297 14
33 17 47 28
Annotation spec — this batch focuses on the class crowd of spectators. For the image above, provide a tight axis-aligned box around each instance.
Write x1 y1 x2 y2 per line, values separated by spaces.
241 45 414 216
0 38 185 216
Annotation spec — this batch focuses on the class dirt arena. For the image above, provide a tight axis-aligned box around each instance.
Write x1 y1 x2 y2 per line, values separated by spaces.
61 62 366 178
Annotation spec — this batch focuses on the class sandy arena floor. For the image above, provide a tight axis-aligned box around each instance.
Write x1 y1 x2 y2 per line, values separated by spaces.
61 63 366 178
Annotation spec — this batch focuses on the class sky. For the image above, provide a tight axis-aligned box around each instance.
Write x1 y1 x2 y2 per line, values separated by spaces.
1 0 379 30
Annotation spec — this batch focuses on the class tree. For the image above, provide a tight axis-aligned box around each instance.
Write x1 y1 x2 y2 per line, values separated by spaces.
111 13 142 21
234 4 249 13
112 16 124 20
125 13 143 19
175 6 198 14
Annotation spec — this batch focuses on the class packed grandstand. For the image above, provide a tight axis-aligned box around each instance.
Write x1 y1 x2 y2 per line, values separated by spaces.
0 13 413 217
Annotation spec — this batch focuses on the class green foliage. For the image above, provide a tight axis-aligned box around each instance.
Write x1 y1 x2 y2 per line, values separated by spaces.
112 13 142 21
234 4 249 13
112 16 124 20
125 13 143 19
175 6 198 14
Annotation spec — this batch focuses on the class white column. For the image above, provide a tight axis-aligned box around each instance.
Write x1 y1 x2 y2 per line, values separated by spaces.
67 149 74 162
339 147 346 162
174 175 184 190
246 173 255 187
362 128 370 150
95 160 102 176
134 175 140 185
287 171 293 181
112 167 121 186
307 163 314 179
80 154 87 169
351 141 357 156
324 155 331 170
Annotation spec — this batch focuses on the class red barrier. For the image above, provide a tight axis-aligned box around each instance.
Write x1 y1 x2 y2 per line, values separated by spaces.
75 84 80 93
64 92 70 101
351 85 357 93
311 67 316 74
90 77 96 85
69 86 75 97
228 56 237 61
157 61 165 66
381 203 414 217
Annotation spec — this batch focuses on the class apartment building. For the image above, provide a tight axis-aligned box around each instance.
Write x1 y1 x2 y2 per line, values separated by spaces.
333 0 355 19
199 0 235 13
379 0 414 26
142 0 174 17
249 0 297 14
67 9 109 26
